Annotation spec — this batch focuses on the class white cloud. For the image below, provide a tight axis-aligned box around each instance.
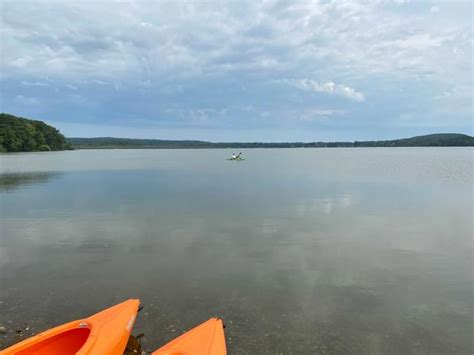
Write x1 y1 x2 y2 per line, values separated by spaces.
10 57 32 68
391 33 448 50
21 81 49 87
0 0 471 134
300 109 344 121
14 95 39 105
165 108 228 125
284 79 365 102
1 0 468 85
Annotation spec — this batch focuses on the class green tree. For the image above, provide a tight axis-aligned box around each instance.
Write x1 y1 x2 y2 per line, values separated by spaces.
0 113 72 152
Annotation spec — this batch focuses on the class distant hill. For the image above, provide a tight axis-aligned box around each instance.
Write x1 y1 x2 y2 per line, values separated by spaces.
68 133 474 149
353 134 474 147
0 113 72 152
67 137 215 149
1 113 472 152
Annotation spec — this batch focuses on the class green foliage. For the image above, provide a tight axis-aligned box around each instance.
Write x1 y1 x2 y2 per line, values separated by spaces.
0 113 72 152
2 112 471 152
67 133 474 149
353 134 474 147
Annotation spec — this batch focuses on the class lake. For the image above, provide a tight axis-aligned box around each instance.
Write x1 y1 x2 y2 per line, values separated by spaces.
0 148 472 354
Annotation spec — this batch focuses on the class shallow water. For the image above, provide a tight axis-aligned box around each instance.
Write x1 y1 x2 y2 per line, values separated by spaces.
0 148 473 354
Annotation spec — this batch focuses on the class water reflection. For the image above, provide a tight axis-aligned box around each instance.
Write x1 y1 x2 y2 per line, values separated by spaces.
0 172 60 191
0 149 472 354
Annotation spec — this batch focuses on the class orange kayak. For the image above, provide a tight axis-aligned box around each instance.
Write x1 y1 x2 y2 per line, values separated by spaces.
153 317 227 355
0 299 140 355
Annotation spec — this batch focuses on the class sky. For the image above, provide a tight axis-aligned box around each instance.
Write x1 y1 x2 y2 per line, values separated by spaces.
1 0 472 142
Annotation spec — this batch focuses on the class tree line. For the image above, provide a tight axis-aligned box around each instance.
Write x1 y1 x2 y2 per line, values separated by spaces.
0 113 72 152
1 112 472 152
68 133 473 149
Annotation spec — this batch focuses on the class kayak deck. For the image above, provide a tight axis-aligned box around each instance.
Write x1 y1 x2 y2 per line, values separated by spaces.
153 318 226 355
1 299 139 355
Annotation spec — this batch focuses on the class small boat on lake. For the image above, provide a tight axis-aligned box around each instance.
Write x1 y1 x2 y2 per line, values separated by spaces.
227 152 244 161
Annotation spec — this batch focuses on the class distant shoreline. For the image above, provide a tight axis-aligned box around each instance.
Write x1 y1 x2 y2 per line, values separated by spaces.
2 113 473 152
62 145 474 150
67 134 474 149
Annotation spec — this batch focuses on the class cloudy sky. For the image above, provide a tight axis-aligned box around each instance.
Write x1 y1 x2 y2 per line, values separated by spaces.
1 0 472 141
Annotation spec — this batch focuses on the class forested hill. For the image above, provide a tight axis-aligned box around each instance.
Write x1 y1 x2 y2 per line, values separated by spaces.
353 133 474 147
0 113 72 152
68 133 474 149
1 113 472 152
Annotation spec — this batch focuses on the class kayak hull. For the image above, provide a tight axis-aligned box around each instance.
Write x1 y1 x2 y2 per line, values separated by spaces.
1 299 140 355
152 318 227 355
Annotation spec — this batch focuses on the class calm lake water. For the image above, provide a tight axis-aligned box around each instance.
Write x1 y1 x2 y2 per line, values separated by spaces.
0 148 472 354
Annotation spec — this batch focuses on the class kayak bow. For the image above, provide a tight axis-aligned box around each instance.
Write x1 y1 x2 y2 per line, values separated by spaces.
153 318 227 355
1 299 140 355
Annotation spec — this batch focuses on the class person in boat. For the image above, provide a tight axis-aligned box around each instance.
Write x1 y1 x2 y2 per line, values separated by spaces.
236 152 242 159
231 153 237 159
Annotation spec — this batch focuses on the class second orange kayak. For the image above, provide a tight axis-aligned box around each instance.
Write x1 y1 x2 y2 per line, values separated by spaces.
153 317 226 355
